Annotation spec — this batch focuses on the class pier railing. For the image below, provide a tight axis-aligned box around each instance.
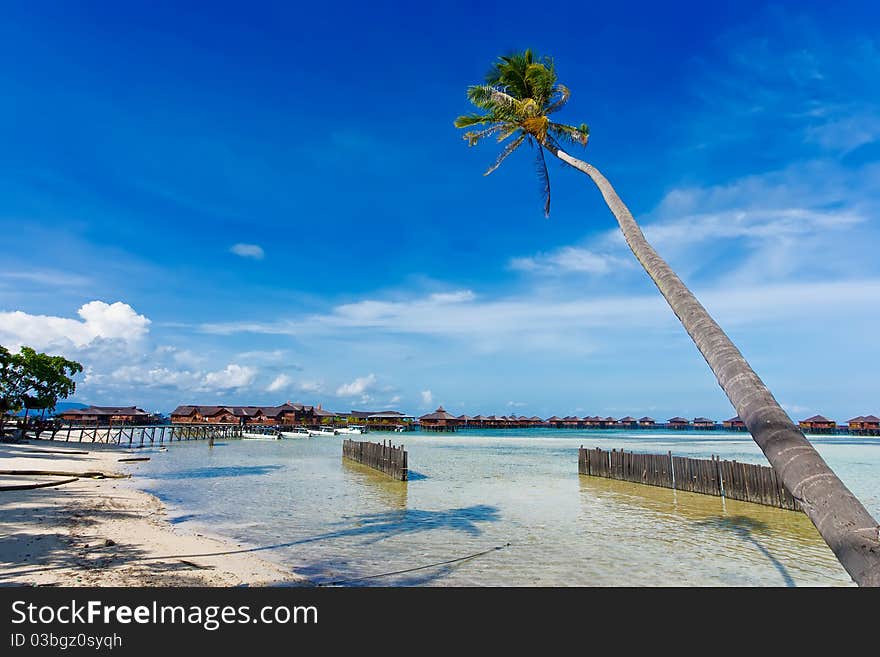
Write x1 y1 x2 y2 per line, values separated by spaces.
342 439 408 481
578 446 801 511
33 423 242 447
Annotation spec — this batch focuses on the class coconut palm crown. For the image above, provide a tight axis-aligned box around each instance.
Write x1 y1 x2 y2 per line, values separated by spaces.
454 49 590 216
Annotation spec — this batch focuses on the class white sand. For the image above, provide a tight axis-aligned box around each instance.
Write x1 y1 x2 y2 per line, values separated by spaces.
0 441 307 586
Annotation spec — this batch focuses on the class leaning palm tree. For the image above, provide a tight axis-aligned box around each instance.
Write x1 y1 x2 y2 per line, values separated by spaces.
455 49 880 586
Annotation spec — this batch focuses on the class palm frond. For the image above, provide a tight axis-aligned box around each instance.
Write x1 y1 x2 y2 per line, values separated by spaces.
484 132 526 176
549 121 590 147
463 124 505 146
454 113 494 129
535 141 551 217
467 85 521 114
545 85 570 114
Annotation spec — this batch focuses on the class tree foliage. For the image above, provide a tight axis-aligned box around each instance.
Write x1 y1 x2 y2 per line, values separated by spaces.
454 49 590 216
0 345 83 416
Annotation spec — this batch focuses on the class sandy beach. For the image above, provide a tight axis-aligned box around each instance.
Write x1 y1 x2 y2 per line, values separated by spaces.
0 440 306 587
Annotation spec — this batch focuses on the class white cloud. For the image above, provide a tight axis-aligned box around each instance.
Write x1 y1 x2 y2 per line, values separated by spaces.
336 374 377 398
230 243 265 259
298 380 324 393
421 390 433 406
0 300 150 350
510 247 631 275
0 269 92 288
202 364 257 389
267 374 291 392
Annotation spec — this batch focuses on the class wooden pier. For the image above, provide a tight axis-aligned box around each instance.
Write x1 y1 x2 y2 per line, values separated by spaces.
578 446 801 511
342 439 408 481
33 423 242 447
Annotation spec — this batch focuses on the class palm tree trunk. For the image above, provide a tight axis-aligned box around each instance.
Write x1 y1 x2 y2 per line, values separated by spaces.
545 142 880 586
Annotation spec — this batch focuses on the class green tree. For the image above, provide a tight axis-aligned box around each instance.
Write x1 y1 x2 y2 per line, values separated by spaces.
0 345 83 438
455 50 880 586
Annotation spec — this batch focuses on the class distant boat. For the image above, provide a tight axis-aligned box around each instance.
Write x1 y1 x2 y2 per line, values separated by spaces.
243 430 280 440
308 427 338 437
280 427 311 439
337 425 365 435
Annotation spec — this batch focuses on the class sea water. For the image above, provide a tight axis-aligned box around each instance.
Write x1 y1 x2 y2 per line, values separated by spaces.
126 430 880 586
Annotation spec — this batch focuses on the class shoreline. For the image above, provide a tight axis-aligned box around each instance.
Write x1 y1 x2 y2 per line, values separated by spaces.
0 440 307 587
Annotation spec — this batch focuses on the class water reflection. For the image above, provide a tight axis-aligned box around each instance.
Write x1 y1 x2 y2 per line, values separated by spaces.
340 459 408 509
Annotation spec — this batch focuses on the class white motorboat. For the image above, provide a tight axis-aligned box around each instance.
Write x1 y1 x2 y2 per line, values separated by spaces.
337 425 365 435
280 427 311 439
308 427 338 437
243 431 280 440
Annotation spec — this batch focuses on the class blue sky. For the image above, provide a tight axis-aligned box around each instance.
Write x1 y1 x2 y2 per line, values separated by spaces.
1 1 879 420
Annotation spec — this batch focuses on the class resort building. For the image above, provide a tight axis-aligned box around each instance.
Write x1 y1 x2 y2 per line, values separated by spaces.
693 417 716 430
799 415 837 434
419 406 460 432
169 402 318 426
58 405 153 425
723 416 746 431
847 415 880 434
617 416 638 428
638 416 656 428
667 417 691 430
347 410 415 432
546 416 563 428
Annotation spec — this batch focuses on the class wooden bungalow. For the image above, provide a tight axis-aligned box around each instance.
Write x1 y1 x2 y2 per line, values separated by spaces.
847 415 880 434
59 405 152 425
349 410 415 431
617 416 638 428
599 416 617 428
561 415 581 428
667 417 691 430
170 402 319 426
638 416 656 428
722 416 746 431
457 414 474 427
583 416 602 428
529 416 544 427
799 415 837 434
546 416 562 428
693 417 717 430
419 406 459 432
472 415 488 427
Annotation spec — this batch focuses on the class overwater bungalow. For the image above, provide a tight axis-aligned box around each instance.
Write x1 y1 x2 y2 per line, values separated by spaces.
693 417 716 430
170 402 318 426
638 416 656 428
472 414 488 427
667 417 691 430
847 415 880 435
546 416 562 428
562 415 580 428
799 414 837 434
419 406 460 432
722 416 746 431
59 405 153 425
583 416 602 428
457 414 474 427
617 416 638 428
349 410 415 431
599 416 617 428
529 416 544 427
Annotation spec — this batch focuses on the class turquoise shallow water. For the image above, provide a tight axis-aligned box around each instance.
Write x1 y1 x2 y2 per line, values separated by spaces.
124 429 880 586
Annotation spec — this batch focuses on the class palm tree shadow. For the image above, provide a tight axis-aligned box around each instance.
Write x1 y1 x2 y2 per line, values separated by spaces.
311 504 500 547
695 515 796 587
